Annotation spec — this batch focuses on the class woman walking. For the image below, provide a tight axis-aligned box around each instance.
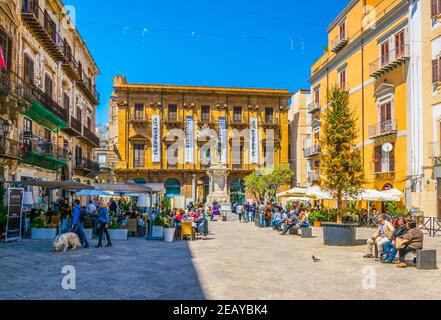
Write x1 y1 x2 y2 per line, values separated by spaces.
96 201 112 248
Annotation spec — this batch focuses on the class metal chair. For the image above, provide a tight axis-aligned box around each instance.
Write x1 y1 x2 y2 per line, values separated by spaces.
127 219 138 237
181 221 194 241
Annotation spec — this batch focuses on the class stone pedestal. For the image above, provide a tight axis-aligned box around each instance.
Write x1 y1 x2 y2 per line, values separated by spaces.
206 163 230 205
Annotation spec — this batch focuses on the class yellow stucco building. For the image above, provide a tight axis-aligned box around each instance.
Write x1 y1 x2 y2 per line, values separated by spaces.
307 0 437 214
111 76 291 203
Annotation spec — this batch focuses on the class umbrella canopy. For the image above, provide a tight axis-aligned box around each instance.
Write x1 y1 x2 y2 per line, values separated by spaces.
93 183 153 194
306 186 334 200
75 190 115 197
381 188 404 198
352 189 399 202
285 196 312 202
276 187 308 198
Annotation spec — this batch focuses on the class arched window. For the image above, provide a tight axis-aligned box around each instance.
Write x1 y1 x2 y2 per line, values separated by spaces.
165 179 181 196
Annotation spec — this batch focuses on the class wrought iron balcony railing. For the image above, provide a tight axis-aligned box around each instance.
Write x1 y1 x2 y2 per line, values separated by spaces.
82 126 100 148
368 119 397 139
370 44 410 78
331 33 348 53
304 144 321 158
77 71 100 105
20 133 69 161
0 72 12 95
308 102 321 114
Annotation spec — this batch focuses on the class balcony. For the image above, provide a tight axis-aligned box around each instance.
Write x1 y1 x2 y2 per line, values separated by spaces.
20 133 68 170
368 119 397 139
21 0 65 62
198 115 217 128
62 47 81 81
331 34 348 53
311 114 321 128
308 171 320 182
77 72 100 105
130 115 149 127
164 115 183 128
261 117 280 129
230 117 248 128
429 142 441 166
0 138 21 160
370 44 410 78
304 144 321 158
81 126 100 148
74 158 100 177
15 75 68 132
308 102 321 114
0 72 11 95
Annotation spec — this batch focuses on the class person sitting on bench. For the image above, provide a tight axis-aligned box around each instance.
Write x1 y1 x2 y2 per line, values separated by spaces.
396 221 424 269
363 213 395 259
281 211 307 235
381 216 408 264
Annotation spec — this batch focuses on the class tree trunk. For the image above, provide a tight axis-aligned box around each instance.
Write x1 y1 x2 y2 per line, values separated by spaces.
337 190 343 224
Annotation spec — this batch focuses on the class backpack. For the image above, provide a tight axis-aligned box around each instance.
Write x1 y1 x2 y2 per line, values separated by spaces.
79 209 88 223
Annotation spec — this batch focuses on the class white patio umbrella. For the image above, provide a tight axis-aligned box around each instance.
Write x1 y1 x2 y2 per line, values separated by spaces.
306 186 334 200
285 196 312 202
355 189 400 202
75 190 115 197
381 188 404 199
276 187 308 198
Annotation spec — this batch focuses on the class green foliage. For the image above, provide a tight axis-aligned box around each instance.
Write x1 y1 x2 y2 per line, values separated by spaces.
0 205 7 233
320 87 365 223
386 202 407 217
245 164 294 202
32 216 47 229
309 210 327 222
153 214 165 227
108 218 121 230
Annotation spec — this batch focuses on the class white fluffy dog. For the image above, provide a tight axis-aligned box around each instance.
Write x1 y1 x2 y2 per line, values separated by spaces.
53 233 81 252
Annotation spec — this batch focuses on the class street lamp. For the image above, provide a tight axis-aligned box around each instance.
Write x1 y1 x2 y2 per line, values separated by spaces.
1 119 12 137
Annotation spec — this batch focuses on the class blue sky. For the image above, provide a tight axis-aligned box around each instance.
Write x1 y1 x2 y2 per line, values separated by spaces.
69 0 347 124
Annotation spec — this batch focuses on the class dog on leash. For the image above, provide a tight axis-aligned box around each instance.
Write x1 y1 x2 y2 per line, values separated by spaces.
53 233 81 252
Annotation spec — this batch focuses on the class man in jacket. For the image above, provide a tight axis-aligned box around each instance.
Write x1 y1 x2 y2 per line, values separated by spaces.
364 213 395 259
71 199 89 248
397 221 424 268
96 201 112 248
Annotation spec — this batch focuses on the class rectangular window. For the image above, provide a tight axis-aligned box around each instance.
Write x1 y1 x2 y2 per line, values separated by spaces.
75 146 83 166
0 29 13 72
339 21 346 41
265 108 274 123
395 30 405 59
233 107 242 122
98 154 106 165
381 41 390 66
87 117 91 129
201 105 210 122
134 104 144 120
63 93 70 111
76 107 82 121
23 54 34 84
23 118 32 134
168 105 177 121
133 144 145 168
375 145 395 173
339 69 346 90
314 87 320 105
432 0 441 18
380 102 392 124
433 58 440 84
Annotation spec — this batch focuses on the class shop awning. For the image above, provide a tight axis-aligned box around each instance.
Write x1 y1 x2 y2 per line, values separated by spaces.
276 187 308 198
21 101 67 132
93 183 154 194
11 180 94 191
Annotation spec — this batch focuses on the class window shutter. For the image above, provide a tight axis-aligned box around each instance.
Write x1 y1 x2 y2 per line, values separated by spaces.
433 0 438 18
433 59 439 83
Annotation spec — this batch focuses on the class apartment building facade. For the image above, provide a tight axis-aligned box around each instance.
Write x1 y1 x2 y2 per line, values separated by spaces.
0 0 100 199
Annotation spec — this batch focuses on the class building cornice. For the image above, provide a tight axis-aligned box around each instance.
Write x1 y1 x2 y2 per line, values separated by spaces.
327 0 359 33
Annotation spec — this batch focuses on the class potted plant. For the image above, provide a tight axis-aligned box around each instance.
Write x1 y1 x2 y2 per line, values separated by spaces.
320 87 365 246
107 218 128 240
151 214 165 238
163 218 176 243
31 216 58 240
309 210 325 228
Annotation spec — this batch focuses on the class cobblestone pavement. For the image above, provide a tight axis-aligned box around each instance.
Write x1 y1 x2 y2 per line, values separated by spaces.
1 221 441 300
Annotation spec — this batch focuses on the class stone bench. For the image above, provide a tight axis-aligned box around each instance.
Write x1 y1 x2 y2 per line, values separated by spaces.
416 250 437 270
288 227 313 238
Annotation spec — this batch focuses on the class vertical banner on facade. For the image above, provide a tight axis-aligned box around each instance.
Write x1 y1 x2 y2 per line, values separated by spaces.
250 118 259 164
218 117 228 164
6 188 24 242
185 116 195 164
152 115 161 163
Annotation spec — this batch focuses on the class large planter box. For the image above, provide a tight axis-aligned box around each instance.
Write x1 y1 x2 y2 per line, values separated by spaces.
108 229 128 241
31 228 58 240
151 226 164 238
84 229 93 240
322 223 357 246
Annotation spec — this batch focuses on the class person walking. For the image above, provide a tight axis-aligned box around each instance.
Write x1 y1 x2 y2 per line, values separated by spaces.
96 201 112 248
70 199 89 248
86 200 98 237
59 198 71 233
236 203 244 223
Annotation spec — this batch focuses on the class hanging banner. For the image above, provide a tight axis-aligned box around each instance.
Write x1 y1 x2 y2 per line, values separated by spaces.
152 115 161 163
249 118 259 164
6 188 24 242
185 116 195 163
218 117 228 164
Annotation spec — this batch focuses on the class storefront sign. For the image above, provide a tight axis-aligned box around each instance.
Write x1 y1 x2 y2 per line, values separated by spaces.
249 118 259 164
185 116 195 163
218 117 228 164
6 188 24 242
152 115 161 163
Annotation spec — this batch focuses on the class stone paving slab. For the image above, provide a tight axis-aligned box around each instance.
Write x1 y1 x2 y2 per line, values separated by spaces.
1 221 441 300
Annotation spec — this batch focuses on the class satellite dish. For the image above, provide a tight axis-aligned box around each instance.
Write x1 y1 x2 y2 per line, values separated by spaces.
382 143 393 153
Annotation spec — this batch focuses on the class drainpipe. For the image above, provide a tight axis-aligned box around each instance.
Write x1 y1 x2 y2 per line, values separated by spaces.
361 38 366 171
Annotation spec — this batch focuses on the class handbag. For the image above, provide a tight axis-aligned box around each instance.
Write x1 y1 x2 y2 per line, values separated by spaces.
395 237 408 250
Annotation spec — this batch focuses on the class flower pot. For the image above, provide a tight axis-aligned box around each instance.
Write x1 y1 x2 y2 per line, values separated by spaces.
108 229 128 240
152 226 164 238
84 229 93 240
322 223 357 246
164 228 176 243
31 228 58 240
313 221 322 228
